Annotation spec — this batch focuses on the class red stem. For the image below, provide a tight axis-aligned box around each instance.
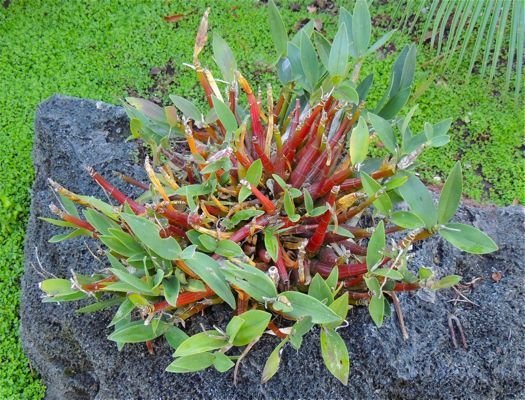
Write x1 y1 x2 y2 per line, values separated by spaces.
282 104 323 163
88 168 145 214
253 143 275 175
153 286 215 312
305 186 338 255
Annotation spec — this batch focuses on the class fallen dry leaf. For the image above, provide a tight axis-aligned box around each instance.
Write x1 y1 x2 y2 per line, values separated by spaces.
163 14 184 23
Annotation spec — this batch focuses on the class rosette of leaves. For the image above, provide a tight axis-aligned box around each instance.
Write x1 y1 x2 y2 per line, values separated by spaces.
39 1 498 385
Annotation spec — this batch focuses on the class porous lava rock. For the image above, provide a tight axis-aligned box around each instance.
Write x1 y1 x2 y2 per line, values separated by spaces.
22 95 525 399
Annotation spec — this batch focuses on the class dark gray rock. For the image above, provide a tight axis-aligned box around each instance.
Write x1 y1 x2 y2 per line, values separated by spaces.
22 95 525 400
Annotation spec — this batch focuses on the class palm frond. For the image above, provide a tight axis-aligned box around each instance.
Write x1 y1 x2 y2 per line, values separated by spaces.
400 0 525 98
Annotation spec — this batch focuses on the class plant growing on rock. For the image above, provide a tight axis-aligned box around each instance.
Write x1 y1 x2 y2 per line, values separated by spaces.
39 1 498 385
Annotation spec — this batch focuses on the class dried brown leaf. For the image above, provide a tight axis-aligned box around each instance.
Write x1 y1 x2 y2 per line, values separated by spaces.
164 14 184 23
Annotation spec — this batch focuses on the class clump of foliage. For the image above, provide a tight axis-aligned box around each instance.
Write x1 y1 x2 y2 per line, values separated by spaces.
39 1 497 384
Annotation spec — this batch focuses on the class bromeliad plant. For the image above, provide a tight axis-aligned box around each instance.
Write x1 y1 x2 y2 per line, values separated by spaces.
39 1 498 385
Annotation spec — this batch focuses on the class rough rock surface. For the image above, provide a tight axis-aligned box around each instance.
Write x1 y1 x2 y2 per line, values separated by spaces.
22 95 525 400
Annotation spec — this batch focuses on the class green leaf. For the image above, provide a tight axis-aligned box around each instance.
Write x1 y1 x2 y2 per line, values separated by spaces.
199 234 218 252
108 320 169 343
174 331 228 357
212 95 238 138
229 209 265 226
126 97 166 122
180 244 197 260
83 209 120 235
328 22 349 81
59 194 80 218
378 87 411 120
364 276 381 296
264 231 279 262
39 217 76 229
314 31 331 69
390 211 425 229
128 293 151 308
328 225 354 238
300 32 319 91
367 30 396 55
221 260 278 303
432 274 462 290
201 155 233 175
360 172 392 215
215 240 244 258
107 228 144 254
418 266 434 281
289 317 314 350
350 117 369 166
109 268 154 294
385 175 409 191
303 189 314 214
163 276 180 307
99 235 136 257
438 162 463 224
357 73 373 100
121 214 181 260
268 0 288 57
232 310 271 346
278 291 341 324
427 135 450 148
166 352 215 373
352 0 371 56
109 298 135 327
169 94 202 122
333 81 359 104
184 252 236 309
320 328 350 385
76 297 122 314
309 205 328 217
213 352 235 372
212 32 237 83
164 326 189 350
325 267 339 292
397 174 437 229
373 268 403 281
77 195 118 219
261 341 285 383
185 279 206 292
39 278 73 296
366 220 385 271
42 291 87 303
325 293 349 329
308 274 334 305
368 112 396 154
283 191 298 221
239 159 263 202
225 316 245 344
439 223 498 254
339 7 356 58
49 228 91 243
369 294 385 327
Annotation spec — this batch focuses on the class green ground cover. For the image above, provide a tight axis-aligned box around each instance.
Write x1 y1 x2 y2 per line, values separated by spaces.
0 1 522 398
